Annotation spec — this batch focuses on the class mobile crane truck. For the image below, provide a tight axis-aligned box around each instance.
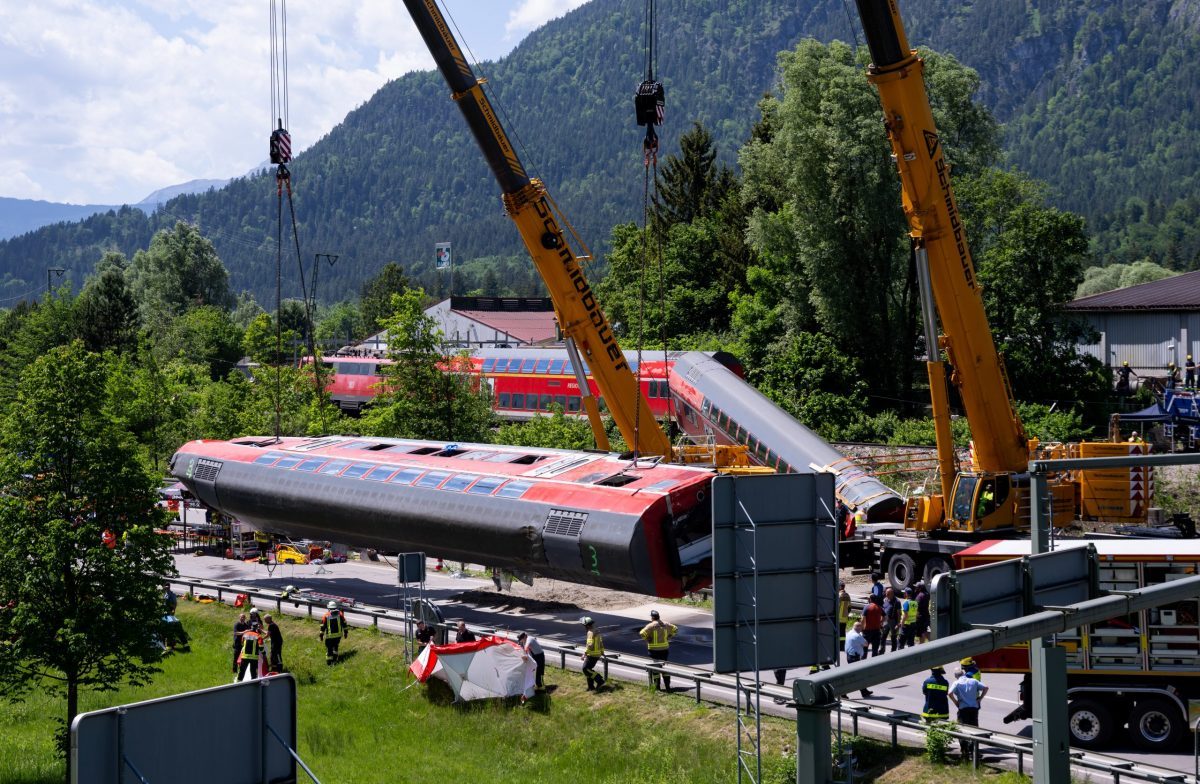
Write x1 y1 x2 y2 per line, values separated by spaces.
851 0 1152 590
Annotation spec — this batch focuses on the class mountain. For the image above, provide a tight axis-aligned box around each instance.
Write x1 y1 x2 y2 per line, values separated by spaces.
135 178 229 210
2 0 1200 304
0 197 120 241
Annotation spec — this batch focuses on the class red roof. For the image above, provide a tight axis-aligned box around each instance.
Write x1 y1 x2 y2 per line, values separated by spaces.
1065 270 1200 311
455 308 558 345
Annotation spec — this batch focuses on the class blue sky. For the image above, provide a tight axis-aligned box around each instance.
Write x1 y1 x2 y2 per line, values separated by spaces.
0 1 589 205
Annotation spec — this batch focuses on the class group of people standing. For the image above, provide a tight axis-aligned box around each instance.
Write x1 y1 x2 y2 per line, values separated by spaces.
843 574 931 660
922 659 989 757
232 607 285 680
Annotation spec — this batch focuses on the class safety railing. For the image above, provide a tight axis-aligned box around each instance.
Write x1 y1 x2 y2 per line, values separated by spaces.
168 576 1196 784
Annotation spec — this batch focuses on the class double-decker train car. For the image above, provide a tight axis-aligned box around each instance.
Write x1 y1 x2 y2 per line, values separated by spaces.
319 348 741 420
669 352 904 523
170 435 716 597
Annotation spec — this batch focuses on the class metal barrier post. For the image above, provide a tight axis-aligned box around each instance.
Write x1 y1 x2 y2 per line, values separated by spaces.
1030 468 1071 784
795 702 834 784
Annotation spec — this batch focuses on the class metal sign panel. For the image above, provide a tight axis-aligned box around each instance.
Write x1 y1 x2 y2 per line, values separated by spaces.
712 473 837 673
932 544 1097 639
398 551 426 585
71 675 297 784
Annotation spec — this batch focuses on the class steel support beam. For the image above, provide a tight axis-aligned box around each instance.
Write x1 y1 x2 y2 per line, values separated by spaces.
795 704 833 784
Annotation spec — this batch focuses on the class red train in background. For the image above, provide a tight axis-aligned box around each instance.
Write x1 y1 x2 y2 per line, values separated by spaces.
318 348 741 420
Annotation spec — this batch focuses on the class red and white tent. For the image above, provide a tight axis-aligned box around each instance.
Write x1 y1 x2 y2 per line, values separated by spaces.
409 636 536 701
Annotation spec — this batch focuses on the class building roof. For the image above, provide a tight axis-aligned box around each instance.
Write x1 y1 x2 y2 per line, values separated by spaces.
454 308 557 345
1065 270 1200 311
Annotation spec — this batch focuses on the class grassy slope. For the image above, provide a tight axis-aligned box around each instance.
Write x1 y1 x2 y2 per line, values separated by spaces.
2 600 798 784
1 600 1033 784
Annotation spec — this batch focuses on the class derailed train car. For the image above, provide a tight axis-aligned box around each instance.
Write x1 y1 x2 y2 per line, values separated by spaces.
170 435 715 597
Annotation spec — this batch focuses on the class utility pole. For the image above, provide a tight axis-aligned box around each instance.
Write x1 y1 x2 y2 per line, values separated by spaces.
46 267 65 297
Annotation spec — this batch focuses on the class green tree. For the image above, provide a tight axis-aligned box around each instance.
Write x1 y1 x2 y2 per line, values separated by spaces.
315 300 366 348
1075 260 1178 298
495 407 597 450
0 342 176 780
231 291 266 329
361 289 493 442
127 221 234 332
77 251 140 355
360 262 411 334
153 306 244 380
0 294 80 409
957 169 1108 406
651 122 736 233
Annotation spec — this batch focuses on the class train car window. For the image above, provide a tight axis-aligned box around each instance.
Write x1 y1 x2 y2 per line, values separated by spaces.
598 398 608 413
748 435 760 453
498 393 511 408
365 363 380 376
482 359 496 373
365 443 398 451
647 382 657 399
442 474 476 492
363 465 397 482
646 480 678 492
539 394 552 409
554 395 566 409
407 447 440 455
388 468 423 485
337 440 372 450
526 396 538 411
496 481 532 498
253 452 287 465
318 460 351 475
547 379 561 388
341 463 375 479
467 476 505 495
415 471 451 488
294 458 327 473
575 472 607 484
658 380 670 397
512 393 525 408
491 358 508 372
549 359 565 374
433 447 470 457
766 450 779 469
535 359 551 373
521 358 537 373
563 361 574 376
567 396 581 412
273 456 303 469
596 474 638 487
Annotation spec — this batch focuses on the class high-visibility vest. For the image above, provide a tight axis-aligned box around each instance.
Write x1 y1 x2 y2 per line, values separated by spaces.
903 599 919 626
640 621 677 650
240 630 262 660
323 612 344 639
838 594 851 624
585 629 604 657
922 677 950 719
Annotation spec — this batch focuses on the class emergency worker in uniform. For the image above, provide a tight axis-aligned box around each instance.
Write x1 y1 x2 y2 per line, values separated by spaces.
319 601 349 664
237 621 264 681
639 609 677 690
837 581 852 642
921 665 950 723
1167 362 1181 390
960 657 982 681
1187 355 1196 388
581 617 606 691
1115 361 1138 398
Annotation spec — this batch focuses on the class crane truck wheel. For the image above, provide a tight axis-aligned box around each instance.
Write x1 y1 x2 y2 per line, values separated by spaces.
1127 697 1183 751
1067 699 1113 749
923 556 952 584
886 554 917 592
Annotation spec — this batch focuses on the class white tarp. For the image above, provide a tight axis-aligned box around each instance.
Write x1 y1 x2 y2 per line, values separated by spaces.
409 636 535 701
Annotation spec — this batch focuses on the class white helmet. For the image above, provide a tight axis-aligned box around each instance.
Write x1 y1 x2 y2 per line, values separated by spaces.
285 585 296 592
580 616 594 626
327 601 338 609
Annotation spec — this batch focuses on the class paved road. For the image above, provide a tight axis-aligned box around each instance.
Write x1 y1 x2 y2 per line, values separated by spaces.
173 553 1194 778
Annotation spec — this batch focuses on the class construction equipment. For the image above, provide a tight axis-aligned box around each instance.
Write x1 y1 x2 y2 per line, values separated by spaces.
852 0 1151 587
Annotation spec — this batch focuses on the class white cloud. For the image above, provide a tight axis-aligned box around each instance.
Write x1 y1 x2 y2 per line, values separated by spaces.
505 0 589 38
0 1 566 205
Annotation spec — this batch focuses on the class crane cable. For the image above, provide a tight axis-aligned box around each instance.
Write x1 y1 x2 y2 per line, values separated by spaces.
269 0 327 435
632 0 670 460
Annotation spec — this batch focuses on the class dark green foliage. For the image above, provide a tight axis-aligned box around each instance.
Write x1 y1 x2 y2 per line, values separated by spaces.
0 342 176 775
360 262 411 334
76 252 139 355
494 407 597 451
360 289 495 443
128 222 234 333
152 306 243 380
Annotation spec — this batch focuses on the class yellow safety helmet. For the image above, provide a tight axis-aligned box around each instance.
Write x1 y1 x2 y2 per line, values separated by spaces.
960 657 975 666
1122 360 1129 367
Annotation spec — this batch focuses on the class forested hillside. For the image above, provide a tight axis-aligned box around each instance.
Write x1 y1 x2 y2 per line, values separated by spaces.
2 0 1199 304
